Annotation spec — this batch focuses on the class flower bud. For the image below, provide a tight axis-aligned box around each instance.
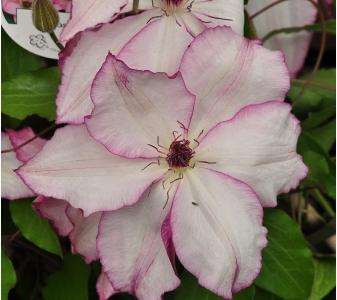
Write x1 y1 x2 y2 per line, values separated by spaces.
32 0 59 33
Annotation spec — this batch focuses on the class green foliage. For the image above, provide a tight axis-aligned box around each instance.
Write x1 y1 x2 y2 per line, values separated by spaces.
9 199 63 257
299 133 336 199
168 270 255 300
309 258 336 300
2 67 60 121
262 20 336 41
253 287 281 300
168 271 222 299
42 254 90 300
244 10 257 39
309 119 336 153
2 30 46 82
291 69 336 200
255 209 315 299
234 285 256 300
1 250 17 300
290 69 336 118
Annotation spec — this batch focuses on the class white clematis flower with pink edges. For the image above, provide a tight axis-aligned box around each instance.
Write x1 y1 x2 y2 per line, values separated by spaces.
1 128 113 299
56 0 243 124
18 27 308 299
2 128 45 200
246 0 317 77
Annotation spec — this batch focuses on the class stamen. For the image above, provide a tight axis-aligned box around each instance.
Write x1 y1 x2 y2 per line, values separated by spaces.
147 143 167 155
196 129 204 141
189 162 196 169
170 173 184 184
197 160 216 164
186 0 195 11
147 14 164 24
172 131 182 141
141 159 160 171
177 120 188 134
163 184 173 209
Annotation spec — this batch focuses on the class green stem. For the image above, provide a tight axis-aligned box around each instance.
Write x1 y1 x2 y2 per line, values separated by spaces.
292 79 336 92
262 24 319 42
312 189 335 218
133 0 139 13
49 31 64 50
1 123 57 154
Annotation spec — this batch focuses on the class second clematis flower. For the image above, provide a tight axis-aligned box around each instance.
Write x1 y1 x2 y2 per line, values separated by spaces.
246 0 317 77
56 0 243 124
18 27 307 299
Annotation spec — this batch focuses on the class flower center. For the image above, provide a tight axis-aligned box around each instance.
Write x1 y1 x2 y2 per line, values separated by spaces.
159 0 185 15
166 139 194 168
21 0 32 8
164 0 184 6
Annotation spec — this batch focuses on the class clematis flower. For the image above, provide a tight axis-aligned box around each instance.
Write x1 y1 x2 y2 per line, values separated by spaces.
1 128 113 299
52 0 71 12
2 0 71 17
56 0 243 124
246 0 317 77
1 128 45 200
33 196 116 300
18 27 307 299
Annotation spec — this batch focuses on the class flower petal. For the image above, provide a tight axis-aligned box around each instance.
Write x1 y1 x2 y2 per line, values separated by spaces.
118 15 193 76
66 206 102 263
60 0 127 42
190 0 244 34
196 101 308 207
171 168 267 298
180 26 290 136
98 182 180 300
57 10 160 124
96 272 116 300
17 125 166 216
86 54 195 158
246 0 316 77
1 132 34 200
7 127 46 162
33 196 74 236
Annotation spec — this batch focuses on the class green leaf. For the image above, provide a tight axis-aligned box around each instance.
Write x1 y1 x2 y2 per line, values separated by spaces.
255 209 314 299
253 287 281 300
244 10 257 39
303 151 336 198
298 133 336 198
2 67 60 121
289 69 336 118
169 271 222 299
302 99 336 130
262 20 336 41
1 250 17 300
42 254 90 300
309 258 336 300
9 199 62 257
234 286 255 300
309 119 336 153
168 270 255 300
2 30 46 81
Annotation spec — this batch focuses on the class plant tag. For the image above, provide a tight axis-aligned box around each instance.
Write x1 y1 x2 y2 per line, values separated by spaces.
2 7 70 59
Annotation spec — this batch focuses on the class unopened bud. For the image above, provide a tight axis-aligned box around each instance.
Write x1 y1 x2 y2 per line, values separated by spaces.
32 0 59 33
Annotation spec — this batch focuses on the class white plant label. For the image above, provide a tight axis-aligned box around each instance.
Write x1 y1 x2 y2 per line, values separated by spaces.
2 8 70 59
